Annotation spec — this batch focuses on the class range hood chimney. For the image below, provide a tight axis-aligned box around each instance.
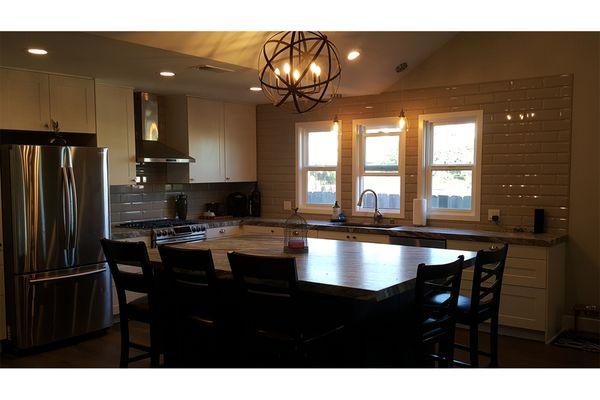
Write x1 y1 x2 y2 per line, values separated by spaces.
134 92 195 163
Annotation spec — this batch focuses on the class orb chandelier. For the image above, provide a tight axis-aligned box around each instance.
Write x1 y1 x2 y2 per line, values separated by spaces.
258 31 342 114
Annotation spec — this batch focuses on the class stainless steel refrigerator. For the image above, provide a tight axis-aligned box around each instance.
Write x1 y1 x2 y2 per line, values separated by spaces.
1 144 112 349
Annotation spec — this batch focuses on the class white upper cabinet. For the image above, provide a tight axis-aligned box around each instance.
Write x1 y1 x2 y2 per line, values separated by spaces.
0 67 96 134
0 68 51 131
224 102 257 182
188 97 226 183
95 84 136 185
165 96 257 184
48 75 96 133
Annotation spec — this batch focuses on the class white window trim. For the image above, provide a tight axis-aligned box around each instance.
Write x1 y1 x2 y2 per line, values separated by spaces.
352 117 406 219
417 110 483 222
295 120 342 215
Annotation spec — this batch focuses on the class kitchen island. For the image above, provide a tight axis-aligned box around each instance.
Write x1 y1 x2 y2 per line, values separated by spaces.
147 234 477 302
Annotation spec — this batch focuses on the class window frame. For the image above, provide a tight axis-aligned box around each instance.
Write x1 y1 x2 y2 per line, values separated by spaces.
352 117 406 219
295 120 342 214
417 110 483 221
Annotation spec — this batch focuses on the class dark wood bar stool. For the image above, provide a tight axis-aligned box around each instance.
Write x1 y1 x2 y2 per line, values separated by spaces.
227 251 345 366
100 239 161 367
455 245 509 367
157 245 220 366
414 256 464 367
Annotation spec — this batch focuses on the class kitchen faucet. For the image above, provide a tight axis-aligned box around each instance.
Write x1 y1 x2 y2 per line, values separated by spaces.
357 189 384 224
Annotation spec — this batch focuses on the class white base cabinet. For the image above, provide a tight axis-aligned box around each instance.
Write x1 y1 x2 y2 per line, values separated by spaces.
447 240 566 342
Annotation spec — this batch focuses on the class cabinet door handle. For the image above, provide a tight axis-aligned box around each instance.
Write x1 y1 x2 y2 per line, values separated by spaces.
189 178 195 182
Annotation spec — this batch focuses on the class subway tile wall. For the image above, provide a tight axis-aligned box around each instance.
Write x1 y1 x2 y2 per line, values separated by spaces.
256 74 573 234
110 182 255 224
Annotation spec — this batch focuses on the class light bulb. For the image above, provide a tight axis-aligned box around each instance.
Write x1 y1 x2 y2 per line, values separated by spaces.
283 63 291 74
293 69 300 81
314 65 321 77
332 116 340 133
399 110 408 132
310 62 318 74
274 67 280 76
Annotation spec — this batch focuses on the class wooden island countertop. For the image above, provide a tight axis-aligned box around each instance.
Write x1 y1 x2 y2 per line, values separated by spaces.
147 234 477 302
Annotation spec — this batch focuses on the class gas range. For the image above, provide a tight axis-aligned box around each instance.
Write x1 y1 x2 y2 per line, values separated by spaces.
119 218 206 247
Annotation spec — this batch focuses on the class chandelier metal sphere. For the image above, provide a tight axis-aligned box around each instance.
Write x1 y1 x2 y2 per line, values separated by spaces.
258 31 342 114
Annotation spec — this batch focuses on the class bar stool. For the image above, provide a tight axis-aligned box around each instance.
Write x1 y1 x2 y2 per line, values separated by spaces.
157 245 219 366
100 239 161 367
227 251 345 366
455 245 508 367
415 256 464 367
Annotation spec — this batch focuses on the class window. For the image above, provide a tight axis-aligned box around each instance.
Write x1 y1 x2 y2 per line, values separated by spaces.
295 120 341 214
418 110 483 221
352 117 406 218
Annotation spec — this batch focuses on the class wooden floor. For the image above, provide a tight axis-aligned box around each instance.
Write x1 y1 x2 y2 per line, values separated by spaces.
1 323 598 368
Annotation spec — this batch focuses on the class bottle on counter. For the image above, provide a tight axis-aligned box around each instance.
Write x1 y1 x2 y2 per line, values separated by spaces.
249 183 261 217
331 200 341 220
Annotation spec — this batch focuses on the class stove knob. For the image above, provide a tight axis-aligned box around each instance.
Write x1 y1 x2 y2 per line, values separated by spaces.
155 231 161 237
162 230 168 236
192 226 198 232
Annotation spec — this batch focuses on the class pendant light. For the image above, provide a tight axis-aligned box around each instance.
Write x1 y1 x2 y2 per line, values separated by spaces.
399 109 408 133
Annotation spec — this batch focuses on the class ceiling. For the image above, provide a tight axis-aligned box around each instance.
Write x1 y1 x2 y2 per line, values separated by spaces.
0 31 455 103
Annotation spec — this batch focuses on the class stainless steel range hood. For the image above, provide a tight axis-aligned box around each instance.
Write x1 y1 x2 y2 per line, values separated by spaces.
134 92 195 163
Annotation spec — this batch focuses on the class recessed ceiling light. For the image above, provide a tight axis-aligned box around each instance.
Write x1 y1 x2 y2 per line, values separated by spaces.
249 87 262 92
347 50 360 61
159 71 175 77
27 48 47 55
365 106 374 109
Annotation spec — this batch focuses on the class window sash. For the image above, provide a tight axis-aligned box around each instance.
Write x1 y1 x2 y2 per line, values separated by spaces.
418 110 483 221
353 117 406 218
296 121 341 213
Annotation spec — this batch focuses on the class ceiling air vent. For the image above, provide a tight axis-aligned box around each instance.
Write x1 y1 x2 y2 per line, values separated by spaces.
192 64 236 73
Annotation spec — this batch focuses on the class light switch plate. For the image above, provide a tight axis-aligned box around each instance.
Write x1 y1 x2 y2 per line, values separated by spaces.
488 209 500 221
283 200 292 211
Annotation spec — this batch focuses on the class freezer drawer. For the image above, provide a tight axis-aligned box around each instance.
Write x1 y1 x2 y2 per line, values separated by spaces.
11 263 112 349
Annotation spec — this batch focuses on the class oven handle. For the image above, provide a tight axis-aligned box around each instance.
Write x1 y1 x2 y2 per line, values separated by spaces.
153 237 206 247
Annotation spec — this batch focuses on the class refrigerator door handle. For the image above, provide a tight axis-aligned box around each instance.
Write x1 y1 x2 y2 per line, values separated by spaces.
28 267 107 284
66 147 78 263
61 155 72 266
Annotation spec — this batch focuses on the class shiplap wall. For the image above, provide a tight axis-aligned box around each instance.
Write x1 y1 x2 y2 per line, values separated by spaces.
256 74 573 234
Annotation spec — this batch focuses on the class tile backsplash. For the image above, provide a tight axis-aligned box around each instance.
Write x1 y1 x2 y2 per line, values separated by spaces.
110 182 256 224
256 74 573 234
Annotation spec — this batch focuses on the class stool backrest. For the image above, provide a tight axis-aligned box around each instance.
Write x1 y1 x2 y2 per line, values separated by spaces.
227 251 299 334
469 245 509 316
415 256 464 340
100 239 155 312
158 245 218 315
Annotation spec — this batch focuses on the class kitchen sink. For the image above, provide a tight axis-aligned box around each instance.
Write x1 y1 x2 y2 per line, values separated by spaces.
333 222 401 229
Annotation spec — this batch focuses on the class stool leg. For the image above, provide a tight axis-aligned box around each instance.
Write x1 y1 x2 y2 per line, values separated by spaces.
469 323 479 367
490 315 499 367
149 324 160 367
119 317 130 368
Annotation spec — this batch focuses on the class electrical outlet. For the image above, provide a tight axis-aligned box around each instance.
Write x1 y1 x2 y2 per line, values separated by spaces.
283 200 292 211
488 209 500 222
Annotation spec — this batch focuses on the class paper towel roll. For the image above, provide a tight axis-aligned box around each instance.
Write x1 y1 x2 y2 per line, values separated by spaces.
413 198 427 226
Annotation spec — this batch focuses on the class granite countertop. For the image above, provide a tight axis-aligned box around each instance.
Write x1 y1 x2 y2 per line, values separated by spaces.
241 218 567 247
110 218 243 240
147 234 478 301
111 216 567 247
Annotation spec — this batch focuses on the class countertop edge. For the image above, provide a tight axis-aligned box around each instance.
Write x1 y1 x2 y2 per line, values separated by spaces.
241 219 567 247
